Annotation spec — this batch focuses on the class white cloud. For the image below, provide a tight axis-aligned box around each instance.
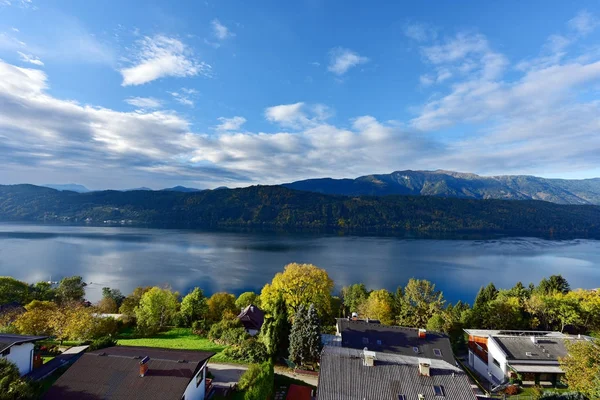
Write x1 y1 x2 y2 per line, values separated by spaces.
215 116 246 131
403 22 437 42
120 35 211 86
211 19 234 40
568 10 598 36
327 47 369 75
17 51 43 66
11 27 19 32
169 88 198 107
124 97 162 109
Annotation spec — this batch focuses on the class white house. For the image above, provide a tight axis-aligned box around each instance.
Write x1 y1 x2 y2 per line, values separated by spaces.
0 334 47 376
465 329 589 388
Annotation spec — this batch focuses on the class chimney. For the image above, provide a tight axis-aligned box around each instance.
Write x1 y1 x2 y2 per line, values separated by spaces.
139 356 150 377
418 328 427 339
418 359 431 377
530 336 537 344
250 305 254 313
351 312 358 321
363 349 376 367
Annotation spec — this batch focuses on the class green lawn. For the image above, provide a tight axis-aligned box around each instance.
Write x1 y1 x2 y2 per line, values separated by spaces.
117 327 237 363
42 356 55 364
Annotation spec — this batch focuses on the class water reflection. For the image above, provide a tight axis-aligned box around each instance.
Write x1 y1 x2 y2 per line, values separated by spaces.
0 223 599 303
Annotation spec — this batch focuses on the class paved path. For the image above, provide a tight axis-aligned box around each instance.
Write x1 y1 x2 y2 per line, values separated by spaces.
208 362 318 388
274 366 319 387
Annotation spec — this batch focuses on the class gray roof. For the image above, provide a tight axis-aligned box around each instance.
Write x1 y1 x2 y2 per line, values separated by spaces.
237 304 265 331
337 319 456 365
317 347 475 400
492 336 572 362
0 333 47 353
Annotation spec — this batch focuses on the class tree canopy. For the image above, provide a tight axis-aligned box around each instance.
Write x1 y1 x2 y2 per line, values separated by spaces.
207 292 238 322
134 287 179 335
358 289 395 325
396 278 445 327
235 292 260 310
57 276 87 303
180 287 209 326
560 340 600 398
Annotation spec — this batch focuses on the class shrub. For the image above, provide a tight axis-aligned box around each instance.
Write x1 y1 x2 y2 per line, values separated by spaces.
208 318 248 345
192 320 210 335
89 336 117 351
540 392 587 400
89 317 120 339
504 385 519 395
223 338 268 363
531 385 545 400
238 361 274 400
238 364 262 391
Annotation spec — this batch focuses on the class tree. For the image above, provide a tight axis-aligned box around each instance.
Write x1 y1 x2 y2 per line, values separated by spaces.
236 292 260 310
134 287 179 335
560 340 600 398
396 279 445 328
546 293 581 332
30 281 57 302
260 295 290 360
260 263 334 319
242 361 274 400
180 288 208 326
288 305 308 366
101 287 125 308
57 276 87 303
358 289 395 325
119 286 152 320
483 294 526 330
14 300 57 336
96 297 118 314
51 304 95 342
0 277 29 305
0 358 36 400
538 275 570 295
207 292 238 322
341 284 369 316
304 304 322 365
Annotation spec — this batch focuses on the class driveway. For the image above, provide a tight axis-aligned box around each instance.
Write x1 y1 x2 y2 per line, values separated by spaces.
207 363 247 389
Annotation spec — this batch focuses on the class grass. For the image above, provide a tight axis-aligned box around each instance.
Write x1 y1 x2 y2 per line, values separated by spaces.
42 356 55 364
117 327 237 363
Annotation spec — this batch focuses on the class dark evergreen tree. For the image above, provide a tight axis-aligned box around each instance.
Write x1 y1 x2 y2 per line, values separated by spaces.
261 295 290 360
288 304 307 366
305 304 322 365
537 275 571 295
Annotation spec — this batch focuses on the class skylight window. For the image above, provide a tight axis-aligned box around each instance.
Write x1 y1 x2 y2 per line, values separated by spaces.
433 385 445 396
362 337 369 345
433 348 442 357
413 346 419 353
398 395 406 400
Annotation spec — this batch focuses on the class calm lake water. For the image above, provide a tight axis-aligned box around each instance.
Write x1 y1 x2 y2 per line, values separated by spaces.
1 223 599 303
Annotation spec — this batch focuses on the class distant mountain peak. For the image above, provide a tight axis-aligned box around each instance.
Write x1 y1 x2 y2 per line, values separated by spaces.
42 184 90 193
161 186 203 192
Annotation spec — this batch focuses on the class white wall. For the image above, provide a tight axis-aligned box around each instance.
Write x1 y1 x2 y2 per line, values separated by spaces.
182 362 207 400
486 338 508 384
468 349 489 378
247 329 259 336
1 343 34 376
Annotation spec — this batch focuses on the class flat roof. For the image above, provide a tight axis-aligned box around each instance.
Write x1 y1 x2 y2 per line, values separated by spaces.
337 319 456 365
0 333 47 353
44 346 214 400
492 336 573 362
509 364 565 374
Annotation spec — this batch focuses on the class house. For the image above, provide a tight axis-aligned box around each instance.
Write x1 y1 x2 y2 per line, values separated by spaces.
237 304 265 336
317 346 476 400
335 318 456 366
464 329 589 387
0 333 47 376
44 346 214 400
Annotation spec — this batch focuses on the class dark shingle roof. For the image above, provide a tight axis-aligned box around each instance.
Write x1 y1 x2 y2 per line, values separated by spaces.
44 346 214 400
0 333 47 353
317 347 475 400
492 336 571 361
337 319 456 365
237 304 265 331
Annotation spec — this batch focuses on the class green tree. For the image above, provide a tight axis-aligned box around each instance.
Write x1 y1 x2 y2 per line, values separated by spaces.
537 275 570 295
0 358 36 400
304 304 322 365
14 300 57 336
207 292 238 322
57 276 87 303
260 263 334 319
341 283 369 316
119 286 152 321
288 304 308 366
180 287 208 326
483 294 526 330
96 297 118 314
101 287 125 308
242 361 274 400
30 281 57 302
0 277 29 305
236 292 261 310
358 289 395 325
260 295 290 360
134 287 179 335
396 279 445 328
560 340 600 398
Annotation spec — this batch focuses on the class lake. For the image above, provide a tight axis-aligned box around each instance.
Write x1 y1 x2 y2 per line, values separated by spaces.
0 223 599 303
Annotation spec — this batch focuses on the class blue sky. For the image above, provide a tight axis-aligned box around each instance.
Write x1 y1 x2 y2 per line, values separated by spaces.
1 0 600 189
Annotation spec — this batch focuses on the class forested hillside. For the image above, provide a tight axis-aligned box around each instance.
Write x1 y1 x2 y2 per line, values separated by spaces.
1 184 600 235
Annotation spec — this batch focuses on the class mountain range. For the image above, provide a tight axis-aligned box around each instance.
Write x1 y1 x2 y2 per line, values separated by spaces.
283 170 600 205
1 184 600 236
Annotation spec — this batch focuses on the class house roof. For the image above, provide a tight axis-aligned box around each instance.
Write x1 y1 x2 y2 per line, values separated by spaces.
237 304 265 331
286 384 313 400
492 336 572 362
0 333 47 353
317 347 475 400
44 346 214 400
336 319 456 366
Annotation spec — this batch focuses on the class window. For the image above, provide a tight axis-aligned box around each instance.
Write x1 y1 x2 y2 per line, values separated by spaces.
433 348 442 357
493 358 501 368
362 337 369 345
196 366 204 387
398 395 406 400
433 385 445 396
1 348 10 357
377 340 382 345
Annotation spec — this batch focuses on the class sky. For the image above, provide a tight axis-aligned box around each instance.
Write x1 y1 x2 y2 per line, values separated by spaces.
1 1 600 190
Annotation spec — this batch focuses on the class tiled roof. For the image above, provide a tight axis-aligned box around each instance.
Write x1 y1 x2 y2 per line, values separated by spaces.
0 333 47 353
237 304 265 331
317 347 475 400
44 346 214 400
337 319 456 365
